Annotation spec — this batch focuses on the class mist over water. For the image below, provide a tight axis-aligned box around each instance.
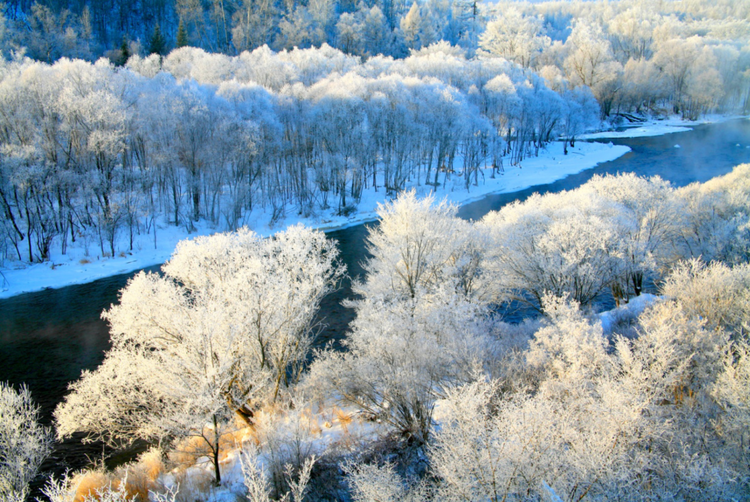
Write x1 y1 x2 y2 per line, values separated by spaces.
458 119 750 220
1 118 748 481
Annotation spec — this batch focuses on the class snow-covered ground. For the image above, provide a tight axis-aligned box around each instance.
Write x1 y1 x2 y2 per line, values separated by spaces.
156 403 385 502
577 114 742 140
10 113 744 300
0 140 630 299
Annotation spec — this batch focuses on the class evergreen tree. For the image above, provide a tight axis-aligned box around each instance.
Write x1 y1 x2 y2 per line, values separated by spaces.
176 19 189 48
116 36 130 66
148 23 167 56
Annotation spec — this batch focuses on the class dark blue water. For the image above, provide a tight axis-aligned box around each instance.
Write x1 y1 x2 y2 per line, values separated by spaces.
1 118 748 482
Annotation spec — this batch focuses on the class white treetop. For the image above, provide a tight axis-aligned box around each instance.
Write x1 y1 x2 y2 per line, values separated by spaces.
54 224 344 484
0 382 52 502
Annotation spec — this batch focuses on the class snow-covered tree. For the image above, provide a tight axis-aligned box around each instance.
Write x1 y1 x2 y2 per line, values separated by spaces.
55 225 344 485
309 287 495 442
480 189 618 309
305 191 496 441
425 282 750 500
660 259 750 335
619 57 667 113
673 164 750 264
242 450 315 502
559 86 600 151
346 461 425 502
564 21 623 116
400 3 423 51
581 173 676 302
479 7 550 69
355 190 489 303
0 382 52 502
232 0 279 52
607 6 661 62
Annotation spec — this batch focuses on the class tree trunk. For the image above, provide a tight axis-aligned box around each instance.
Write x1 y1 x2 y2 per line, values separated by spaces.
212 415 222 486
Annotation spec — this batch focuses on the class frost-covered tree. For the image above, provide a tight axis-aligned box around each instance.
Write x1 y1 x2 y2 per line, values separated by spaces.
355 190 489 303
305 191 496 441
559 86 600 152
652 36 700 116
400 3 423 51
660 259 750 335
480 189 618 309
713 340 750 466
607 6 661 62
619 57 667 113
417 283 750 500
55 225 344 484
309 287 495 442
346 461 425 502
673 164 750 264
242 450 315 502
426 296 664 501
479 7 550 69
0 382 52 502
581 173 676 302
564 21 623 116
232 0 278 52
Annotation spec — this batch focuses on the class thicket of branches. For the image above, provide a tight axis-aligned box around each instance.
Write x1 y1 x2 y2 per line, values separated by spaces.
306 165 750 500
0 0 746 115
6 167 750 500
1 0 748 267
0 45 599 264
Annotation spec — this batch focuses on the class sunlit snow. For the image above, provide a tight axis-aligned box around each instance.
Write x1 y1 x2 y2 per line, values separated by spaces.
0 140 628 299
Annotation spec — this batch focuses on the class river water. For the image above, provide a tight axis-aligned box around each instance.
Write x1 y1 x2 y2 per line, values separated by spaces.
1 118 749 482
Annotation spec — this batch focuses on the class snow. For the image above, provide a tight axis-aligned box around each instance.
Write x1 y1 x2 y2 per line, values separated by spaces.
0 140 630 299
155 404 386 502
578 123 692 139
577 114 745 140
597 293 660 333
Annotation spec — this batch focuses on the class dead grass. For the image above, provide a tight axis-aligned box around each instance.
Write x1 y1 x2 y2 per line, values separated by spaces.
79 258 91 265
73 471 109 502
169 435 211 468
73 460 164 502
218 427 252 462
118 471 150 502
169 426 254 466
138 448 165 482
303 407 322 436
333 407 352 433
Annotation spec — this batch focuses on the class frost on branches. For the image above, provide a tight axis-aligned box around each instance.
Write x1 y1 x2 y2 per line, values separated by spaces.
306 191 499 442
40 166 750 499
0 382 52 502
361 276 750 500
54 225 344 484
333 166 750 500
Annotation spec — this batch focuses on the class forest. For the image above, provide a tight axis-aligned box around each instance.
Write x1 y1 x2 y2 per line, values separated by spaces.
2 0 750 500
5 165 750 501
0 0 749 266
0 45 600 265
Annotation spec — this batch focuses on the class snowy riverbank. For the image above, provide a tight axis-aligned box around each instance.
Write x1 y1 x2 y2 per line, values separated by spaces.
0 140 630 299
5 114 742 300
578 114 744 140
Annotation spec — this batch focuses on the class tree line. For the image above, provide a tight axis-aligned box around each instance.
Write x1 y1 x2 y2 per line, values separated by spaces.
0 45 599 264
0 0 747 117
